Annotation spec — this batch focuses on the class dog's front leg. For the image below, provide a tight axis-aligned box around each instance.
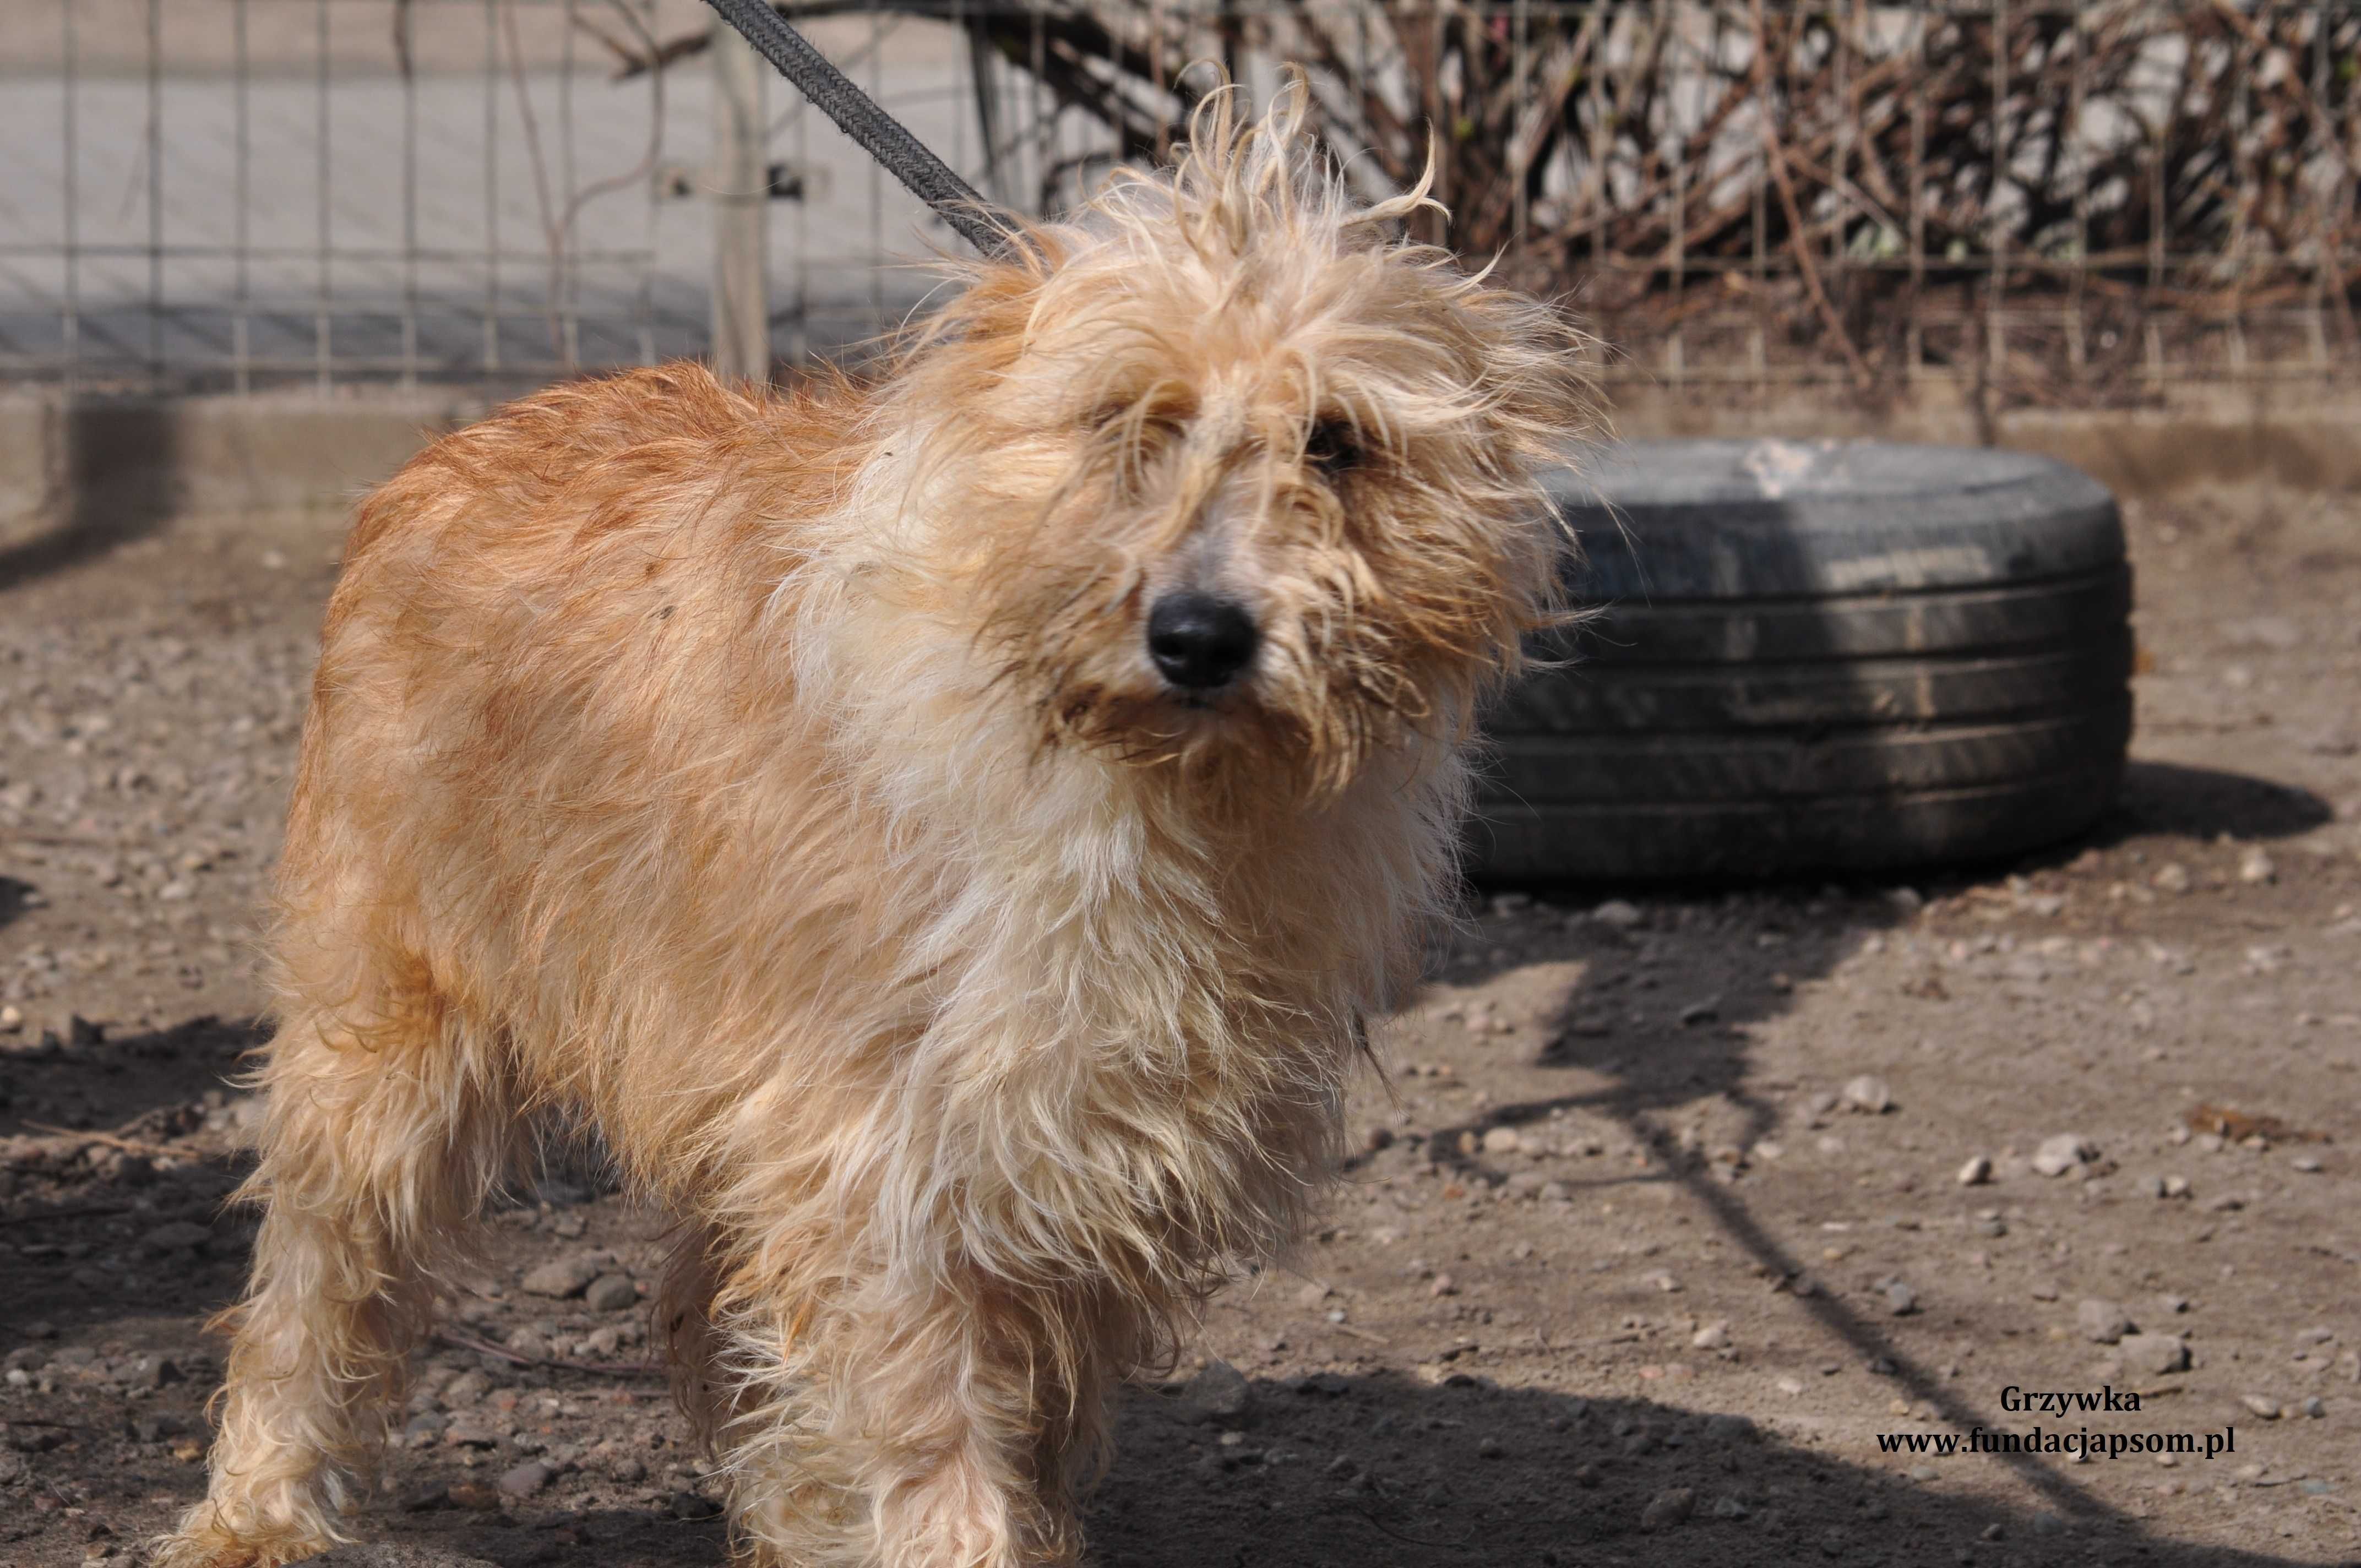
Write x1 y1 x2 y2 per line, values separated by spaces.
712 1265 1100 1568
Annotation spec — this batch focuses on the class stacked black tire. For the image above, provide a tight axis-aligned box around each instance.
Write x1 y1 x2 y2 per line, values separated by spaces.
1470 439 2133 883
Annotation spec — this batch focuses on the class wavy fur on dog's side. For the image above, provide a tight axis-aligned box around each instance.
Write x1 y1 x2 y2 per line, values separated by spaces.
157 76 1596 1568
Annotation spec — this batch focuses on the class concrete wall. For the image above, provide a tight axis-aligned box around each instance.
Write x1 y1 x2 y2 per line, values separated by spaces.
4 380 2358 547
0 390 488 529
1608 382 2361 499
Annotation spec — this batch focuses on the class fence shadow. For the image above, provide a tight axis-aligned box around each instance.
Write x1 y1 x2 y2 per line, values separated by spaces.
0 398 183 594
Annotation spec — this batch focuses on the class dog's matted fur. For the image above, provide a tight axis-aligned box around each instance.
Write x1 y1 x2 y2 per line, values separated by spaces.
157 78 1595 1568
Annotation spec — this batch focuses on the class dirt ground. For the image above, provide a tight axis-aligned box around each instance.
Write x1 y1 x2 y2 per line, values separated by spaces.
1 475 2357 1568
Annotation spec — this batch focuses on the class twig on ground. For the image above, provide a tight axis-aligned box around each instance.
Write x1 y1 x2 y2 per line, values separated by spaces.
24 1121 186 1160
434 1327 664 1380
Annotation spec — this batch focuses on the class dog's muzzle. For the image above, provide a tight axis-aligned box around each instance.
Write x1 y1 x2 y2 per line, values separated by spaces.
1146 591 1259 692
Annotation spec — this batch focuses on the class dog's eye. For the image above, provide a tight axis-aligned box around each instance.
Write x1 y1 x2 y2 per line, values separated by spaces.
1304 418 1362 477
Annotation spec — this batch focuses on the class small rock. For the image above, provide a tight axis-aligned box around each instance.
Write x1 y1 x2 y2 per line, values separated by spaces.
1956 1156 1993 1187
2152 863 2192 894
1678 999 1720 1027
1481 1126 1521 1156
1841 1075 1892 1114
519 1254 607 1299
2240 1394 2283 1420
140 1220 211 1255
115 1354 183 1390
1691 1321 1732 1351
2032 1134 2096 1177
2118 1334 2190 1376
2077 1299 2133 1345
583 1274 639 1314
1429 1273 1459 1298
2292 1155 2323 1174
1640 1487 1695 1531
1884 1282 1919 1316
1177 1360 1253 1426
2161 1175 2190 1198
0 1006 19 1032
440 1369 492 1406
440 1419 502 1450
496 1460 552 1497
1702 1413 1755 1444
2238 848 2277 885
2300 1396 2326 1419
1591 900 1644 929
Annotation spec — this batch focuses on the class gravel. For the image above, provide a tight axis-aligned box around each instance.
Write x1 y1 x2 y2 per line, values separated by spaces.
2 491 2356 1567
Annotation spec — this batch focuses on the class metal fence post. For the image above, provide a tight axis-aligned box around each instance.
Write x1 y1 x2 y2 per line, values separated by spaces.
711 17 769 384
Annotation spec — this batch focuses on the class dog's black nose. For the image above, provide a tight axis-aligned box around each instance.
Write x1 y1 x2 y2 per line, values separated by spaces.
1147 592 1259 691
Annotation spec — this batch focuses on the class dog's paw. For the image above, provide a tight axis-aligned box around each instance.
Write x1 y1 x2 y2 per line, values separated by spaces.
145 1519 334 1568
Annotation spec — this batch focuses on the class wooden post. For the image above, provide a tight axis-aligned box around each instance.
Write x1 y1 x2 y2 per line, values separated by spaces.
711 18 769 385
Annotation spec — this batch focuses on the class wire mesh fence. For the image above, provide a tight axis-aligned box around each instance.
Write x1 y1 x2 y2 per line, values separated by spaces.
2 0 2355 401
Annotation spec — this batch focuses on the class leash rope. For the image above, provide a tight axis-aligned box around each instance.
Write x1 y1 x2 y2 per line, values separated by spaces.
700 0 1020 259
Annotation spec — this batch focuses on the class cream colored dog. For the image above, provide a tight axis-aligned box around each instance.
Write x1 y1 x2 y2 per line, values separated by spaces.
159 77 1593 1568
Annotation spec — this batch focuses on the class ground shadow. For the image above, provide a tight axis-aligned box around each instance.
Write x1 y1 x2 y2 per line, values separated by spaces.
0 1016 266 1340
207 1370 2323 1568
2095 760 2335 845
0 398 181 594
29 1369 2312 1568
1391 854 2299 1562
0 875 35 938
1087 1372 2311 1568
0 1012 622 1343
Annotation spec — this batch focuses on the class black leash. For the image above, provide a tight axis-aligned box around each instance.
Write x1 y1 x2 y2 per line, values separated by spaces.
700 0 1020 259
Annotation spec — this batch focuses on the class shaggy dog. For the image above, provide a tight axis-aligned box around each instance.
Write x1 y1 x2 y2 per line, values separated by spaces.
157 77 1593 1568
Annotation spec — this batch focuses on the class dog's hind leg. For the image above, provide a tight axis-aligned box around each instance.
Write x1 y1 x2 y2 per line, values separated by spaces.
154 997 514 1568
